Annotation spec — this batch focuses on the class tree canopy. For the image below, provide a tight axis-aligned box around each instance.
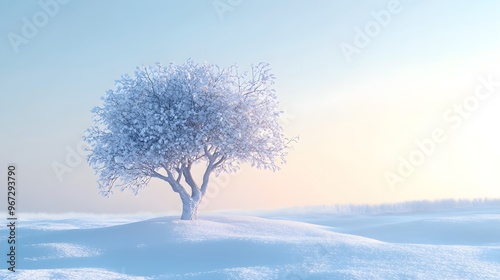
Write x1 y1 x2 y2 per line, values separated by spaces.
85 60 293 219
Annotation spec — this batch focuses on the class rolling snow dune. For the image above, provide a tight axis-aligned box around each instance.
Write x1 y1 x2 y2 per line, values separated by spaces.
0 203 498 279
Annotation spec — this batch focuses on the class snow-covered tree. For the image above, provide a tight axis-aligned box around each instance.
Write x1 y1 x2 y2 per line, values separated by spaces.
85 61 294 220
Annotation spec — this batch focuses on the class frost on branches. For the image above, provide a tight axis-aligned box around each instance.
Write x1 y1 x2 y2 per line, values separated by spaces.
84 61 294 220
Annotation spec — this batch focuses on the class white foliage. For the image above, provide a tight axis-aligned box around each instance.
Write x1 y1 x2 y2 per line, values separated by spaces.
85 61 292 197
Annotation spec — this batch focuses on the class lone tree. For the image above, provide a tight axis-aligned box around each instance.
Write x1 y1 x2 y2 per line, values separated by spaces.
85 61 293 220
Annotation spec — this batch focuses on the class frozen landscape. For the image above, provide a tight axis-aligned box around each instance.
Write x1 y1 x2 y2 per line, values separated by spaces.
1 199 499 279
4 1 500 279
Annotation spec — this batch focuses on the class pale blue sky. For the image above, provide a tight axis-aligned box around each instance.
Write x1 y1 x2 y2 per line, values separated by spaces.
2 0 500 214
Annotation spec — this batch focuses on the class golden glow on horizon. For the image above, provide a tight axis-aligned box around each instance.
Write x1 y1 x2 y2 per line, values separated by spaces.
209 57 500 210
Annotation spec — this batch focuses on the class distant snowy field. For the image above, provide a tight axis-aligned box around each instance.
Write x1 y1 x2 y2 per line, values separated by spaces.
1 200 499 279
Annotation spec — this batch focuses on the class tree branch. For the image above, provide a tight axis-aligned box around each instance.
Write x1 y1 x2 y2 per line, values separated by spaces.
174 167 183 183
182 163 201 200
152 169 190 202
102 176 118 197
213 155 226 168
200 162 215 195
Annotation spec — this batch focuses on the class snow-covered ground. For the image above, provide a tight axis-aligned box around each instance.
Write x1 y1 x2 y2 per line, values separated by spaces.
1 200 499 279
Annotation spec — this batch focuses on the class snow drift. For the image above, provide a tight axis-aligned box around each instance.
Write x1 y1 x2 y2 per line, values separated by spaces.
0 200 499 279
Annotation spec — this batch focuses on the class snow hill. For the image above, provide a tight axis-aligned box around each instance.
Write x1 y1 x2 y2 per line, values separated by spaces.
0 200 499 279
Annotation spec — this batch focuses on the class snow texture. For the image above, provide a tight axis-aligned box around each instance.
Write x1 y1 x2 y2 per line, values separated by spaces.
0 200 499 279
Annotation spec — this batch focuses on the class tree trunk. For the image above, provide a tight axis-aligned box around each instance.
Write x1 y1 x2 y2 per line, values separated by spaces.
151 155 221 220
180 197 201 220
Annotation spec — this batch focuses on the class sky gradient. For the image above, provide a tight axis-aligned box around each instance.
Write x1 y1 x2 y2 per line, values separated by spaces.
2 0 500 214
